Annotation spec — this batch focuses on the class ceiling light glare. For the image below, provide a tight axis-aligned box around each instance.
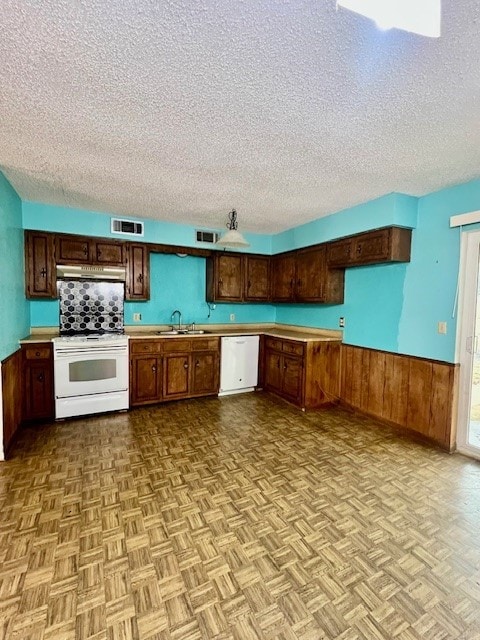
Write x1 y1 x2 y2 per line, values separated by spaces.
337 0 441 38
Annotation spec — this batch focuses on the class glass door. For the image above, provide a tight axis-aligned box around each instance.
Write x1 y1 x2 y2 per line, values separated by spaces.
457 230 480 458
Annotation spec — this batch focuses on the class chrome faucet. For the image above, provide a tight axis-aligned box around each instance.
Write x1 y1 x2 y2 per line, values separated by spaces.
171 309 182 330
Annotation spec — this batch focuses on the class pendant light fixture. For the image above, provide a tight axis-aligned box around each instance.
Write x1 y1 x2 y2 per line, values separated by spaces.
336 0 441 38
216 209 250 248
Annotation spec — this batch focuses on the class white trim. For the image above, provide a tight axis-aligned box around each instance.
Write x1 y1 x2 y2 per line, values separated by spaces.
456 229 480 454
450 210 480 228
0 362 4 461
457 445 480 461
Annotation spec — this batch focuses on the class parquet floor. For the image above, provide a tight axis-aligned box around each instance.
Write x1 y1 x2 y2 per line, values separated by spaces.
1 394 480 640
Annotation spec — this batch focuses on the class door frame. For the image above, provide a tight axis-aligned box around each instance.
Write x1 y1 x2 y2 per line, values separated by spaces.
456 228 480 459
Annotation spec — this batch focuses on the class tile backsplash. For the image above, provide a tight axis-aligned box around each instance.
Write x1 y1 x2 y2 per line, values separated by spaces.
58 280 124 334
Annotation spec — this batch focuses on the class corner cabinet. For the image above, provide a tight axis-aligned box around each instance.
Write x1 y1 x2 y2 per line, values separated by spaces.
264 337 341 410
130 337 220 407
206 252 271 303
21 344 55 422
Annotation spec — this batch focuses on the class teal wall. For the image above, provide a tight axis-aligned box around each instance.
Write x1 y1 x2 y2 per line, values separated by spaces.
30 253 276 328
0 173 29 361
272 193 418 253
22 201 272 254
398 180 480 361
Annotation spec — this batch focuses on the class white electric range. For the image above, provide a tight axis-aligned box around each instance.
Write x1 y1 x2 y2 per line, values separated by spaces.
52 333 129 419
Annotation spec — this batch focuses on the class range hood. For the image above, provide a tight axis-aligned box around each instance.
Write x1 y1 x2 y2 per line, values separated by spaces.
56 264 127 281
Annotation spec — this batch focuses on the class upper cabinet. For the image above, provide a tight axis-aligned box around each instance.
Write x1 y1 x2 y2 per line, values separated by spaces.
56 235 126 266
272 246 344 304
327 227 412 268
126 243 150 301
25 231 56 298
25 230 150 300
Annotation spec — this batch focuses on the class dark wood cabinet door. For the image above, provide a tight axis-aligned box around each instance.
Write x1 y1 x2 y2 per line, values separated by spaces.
353 229 390 264
295 247 325 302
163 353 190 399
25 231 56 298
271 254 296 302
244 256 270 301
23 360 54 421
56 235 91 264
93 240 125 265
281 355 303 403
265 349 283 392
191 352 219 395
214 254 243 301
130 356 161 405
326 238 353 267
126 243 150 300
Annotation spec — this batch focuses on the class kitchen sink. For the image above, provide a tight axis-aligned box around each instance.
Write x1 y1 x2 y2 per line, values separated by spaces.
157 329 211 335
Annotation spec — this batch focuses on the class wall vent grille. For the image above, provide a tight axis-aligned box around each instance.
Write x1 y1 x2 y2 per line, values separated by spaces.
196 230 219 244
111 218 144 236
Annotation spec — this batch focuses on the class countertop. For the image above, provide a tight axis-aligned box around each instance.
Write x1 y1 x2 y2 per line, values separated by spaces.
19 324 342 344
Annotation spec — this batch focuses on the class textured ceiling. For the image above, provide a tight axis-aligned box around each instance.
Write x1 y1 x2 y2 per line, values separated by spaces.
1 1 480 233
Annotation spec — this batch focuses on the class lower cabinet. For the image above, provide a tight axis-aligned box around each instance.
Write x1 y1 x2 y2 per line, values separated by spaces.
130 337 220 406
22 344 55 421
264 337 341 410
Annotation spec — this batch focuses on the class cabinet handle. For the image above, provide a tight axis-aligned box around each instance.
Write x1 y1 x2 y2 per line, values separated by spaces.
284 363 288 370
152 365 156 371
137 273 143 283
83 246 88 255
219 278 223 285
97 249 102 258
356 244 362 255
195 360 200 367
184 362 189 369
37 373 44 382
40 268 47 278
35 351 41 357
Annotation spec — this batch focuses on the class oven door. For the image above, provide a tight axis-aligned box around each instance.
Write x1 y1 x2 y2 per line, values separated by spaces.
54 346 128 398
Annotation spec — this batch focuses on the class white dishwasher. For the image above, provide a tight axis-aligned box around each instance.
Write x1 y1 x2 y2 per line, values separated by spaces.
219 335 260 396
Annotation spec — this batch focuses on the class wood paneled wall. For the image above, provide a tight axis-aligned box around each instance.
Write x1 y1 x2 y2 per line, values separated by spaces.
2 349 23 456
340 344 458 451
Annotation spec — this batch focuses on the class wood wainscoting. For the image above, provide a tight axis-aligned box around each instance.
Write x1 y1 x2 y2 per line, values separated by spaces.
340 344 458 451
1 349 23 455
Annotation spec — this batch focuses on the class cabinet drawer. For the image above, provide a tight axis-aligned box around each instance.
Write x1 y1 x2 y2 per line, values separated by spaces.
130 340 162 354
282 341 304 356
24 345 51 360
162 339 191 352
191 338 219 351
265 337 283 352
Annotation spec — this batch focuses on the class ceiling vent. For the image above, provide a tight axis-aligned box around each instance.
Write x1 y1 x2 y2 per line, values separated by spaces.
111 218 144 237
196 230 220 244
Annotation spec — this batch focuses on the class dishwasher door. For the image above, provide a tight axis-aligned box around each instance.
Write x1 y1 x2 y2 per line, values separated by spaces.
219 335 260 396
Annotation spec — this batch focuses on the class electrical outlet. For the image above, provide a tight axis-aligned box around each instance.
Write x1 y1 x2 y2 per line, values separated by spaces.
339 317 345 328
438 321 447 334
230 313 235 322
133 313 142 322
